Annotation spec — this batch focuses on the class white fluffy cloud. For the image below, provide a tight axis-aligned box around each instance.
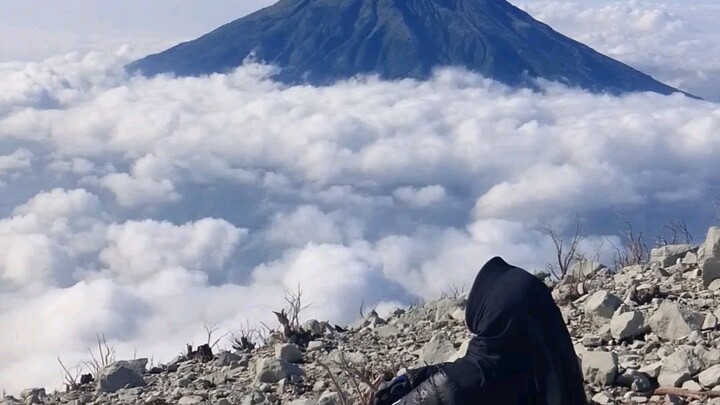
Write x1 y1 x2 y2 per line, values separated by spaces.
0 0 719 395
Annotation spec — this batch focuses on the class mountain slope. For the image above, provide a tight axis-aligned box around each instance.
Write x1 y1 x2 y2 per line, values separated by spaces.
128 0 685 95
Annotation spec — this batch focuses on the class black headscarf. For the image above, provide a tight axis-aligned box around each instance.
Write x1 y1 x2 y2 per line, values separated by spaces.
442 256 587 405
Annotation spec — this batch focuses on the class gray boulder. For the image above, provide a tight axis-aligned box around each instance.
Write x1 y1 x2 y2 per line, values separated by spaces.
700 227 720 287
19 389 44 400
658 346 703 387
95 361 147 393
417 333 457 365
581 351 618 386
650 244 697 267
303 319 323 336
434 298 465 322
648 301 704 340
255 358 303 383
217 350 243 366
585 291 622 324
610 310 646 340
275 343 304 363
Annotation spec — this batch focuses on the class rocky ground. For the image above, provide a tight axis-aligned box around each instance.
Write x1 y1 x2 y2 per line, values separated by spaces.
6 227 720 405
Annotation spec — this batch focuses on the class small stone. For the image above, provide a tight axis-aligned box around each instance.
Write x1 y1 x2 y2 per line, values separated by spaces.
699 365 720 388
582 335 603 348
178 396 204 405
638 361 661 379
592 391 616 404
307 341 325 351
375 325 401 338
682 380 702 391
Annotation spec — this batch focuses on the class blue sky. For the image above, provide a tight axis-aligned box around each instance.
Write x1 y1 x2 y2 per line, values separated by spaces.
0 0 275 61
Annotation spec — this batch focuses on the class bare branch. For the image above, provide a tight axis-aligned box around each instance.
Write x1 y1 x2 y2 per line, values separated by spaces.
57 357 81 392
609 218 648 269
543 214 585 280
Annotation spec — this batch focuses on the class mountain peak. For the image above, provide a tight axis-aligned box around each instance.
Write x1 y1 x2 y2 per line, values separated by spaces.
128 0 686 96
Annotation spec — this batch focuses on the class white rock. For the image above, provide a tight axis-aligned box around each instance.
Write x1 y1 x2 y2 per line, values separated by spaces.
450 308 466 321
178 396 204 405
704 313 719 330
255 358 303 383
581 351 618 386
95 361 147 393
592 391 616 404
682 380 703 391
658 346 703 387
699 365 720 388
434 298 465 322
699 227 720 287
650 245 697 267
585 291 623 325
417 333 457 365
610 310 646 340
648 301 704 340
275 343 304 363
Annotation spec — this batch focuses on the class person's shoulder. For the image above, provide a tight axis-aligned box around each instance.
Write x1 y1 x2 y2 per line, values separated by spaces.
395 368 458 405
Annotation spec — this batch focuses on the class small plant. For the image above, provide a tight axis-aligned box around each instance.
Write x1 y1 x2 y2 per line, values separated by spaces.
271 284 313 343
57 357 82 392
203 321 230 350
440 284 466 299
82 333 115 377
607 218 648 269
230 320 269 352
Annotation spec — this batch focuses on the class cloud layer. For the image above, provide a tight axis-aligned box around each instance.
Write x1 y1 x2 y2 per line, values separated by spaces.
1 0 719 394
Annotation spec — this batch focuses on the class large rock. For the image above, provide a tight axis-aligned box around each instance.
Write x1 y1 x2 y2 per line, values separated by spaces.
217 351 243 366
255 358 303 383
585 291 623 324
571 261 606 280
581 351 618 386
699 227 720 287
434 298 465 322
650 244 697 267
417 333 457 365
275 343 304 363
96 361 147 393
648 301 704 340
658 346 703 387
610 310 646 340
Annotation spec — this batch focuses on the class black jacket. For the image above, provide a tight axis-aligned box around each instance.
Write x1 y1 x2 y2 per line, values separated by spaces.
376 257 587 405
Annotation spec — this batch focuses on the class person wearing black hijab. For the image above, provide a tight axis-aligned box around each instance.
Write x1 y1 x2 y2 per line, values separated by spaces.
374 256 587 405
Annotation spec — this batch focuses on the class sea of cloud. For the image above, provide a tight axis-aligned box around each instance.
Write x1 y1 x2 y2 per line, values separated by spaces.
1 0 719 394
